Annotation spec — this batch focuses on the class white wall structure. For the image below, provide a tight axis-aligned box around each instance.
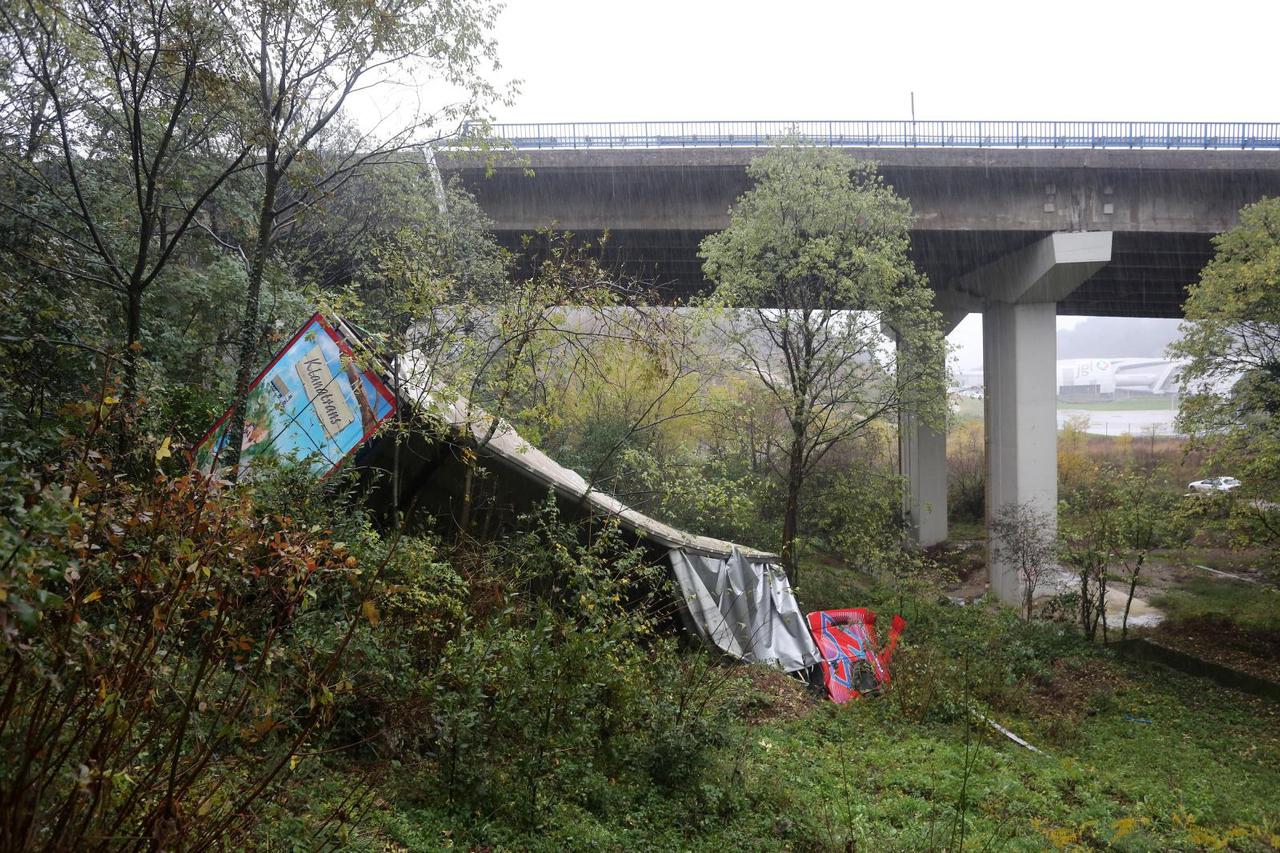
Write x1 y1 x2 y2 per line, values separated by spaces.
984 303 1059 603
899 310 967 548
900 411 949 547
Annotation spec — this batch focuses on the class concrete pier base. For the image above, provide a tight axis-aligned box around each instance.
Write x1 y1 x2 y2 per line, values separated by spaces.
973 232 1112 607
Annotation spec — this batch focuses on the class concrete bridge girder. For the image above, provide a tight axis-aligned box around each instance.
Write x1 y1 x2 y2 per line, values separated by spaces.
444 147 1279 237
441 146 1280 318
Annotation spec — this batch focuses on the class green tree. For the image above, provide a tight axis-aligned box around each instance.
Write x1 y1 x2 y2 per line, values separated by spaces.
1060 476 1121 640
1112 474 1188 640
217 0 510 474
1172 196 1280 538
699 145 946 580
0 0 250 433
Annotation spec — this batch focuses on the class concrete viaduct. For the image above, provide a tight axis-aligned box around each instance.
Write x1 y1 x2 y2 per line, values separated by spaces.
437 121 1280 605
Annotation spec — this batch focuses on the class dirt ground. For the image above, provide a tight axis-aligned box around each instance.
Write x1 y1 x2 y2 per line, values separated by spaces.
934 540 988 603
1025 656 1132 733
733 663 819 725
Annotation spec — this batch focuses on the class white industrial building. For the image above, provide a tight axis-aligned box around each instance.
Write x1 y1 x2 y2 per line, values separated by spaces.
953 357 1189 402
1055 357 1186 400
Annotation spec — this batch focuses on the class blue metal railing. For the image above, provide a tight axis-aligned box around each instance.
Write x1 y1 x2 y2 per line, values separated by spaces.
461 120 1280 151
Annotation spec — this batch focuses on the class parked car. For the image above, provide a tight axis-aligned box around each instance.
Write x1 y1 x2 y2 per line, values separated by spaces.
1187 476 1241 493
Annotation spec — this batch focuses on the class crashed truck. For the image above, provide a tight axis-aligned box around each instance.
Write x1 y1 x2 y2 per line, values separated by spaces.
195 313 903 702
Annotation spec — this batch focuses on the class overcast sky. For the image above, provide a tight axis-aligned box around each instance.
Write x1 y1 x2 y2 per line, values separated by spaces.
479 0 1257 367
491 0 1278 123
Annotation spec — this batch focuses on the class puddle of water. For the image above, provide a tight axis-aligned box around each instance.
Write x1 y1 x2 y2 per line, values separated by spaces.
1036 567 1165 627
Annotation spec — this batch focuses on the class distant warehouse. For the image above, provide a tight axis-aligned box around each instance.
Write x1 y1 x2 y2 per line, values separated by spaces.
952 358 1192 402
1056 358 1186 401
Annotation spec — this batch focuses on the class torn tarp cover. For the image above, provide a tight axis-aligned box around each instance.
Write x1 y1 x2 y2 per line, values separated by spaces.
669 549 820 674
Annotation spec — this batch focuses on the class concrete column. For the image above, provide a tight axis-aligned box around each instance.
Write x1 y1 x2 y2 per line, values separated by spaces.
896 310 965 549
983 302 1059 605
946 232 1111 607
900 410 948 546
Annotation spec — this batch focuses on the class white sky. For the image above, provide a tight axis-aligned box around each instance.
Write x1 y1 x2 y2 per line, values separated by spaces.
487 0 1242 365
948 313 1088 371
491 0 1279 123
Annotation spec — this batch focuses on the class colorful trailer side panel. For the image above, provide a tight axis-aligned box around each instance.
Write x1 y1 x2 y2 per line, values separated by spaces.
195 314 396 478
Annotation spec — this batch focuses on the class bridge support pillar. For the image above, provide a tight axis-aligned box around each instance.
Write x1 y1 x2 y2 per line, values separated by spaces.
899 310 965 548
983 302 1059 604
965 232 1112 607
901 411 948 547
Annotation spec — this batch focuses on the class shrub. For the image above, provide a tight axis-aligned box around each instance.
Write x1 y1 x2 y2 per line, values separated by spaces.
614 446 768 547
0 404 373 849
419 498 735 828
948 421 985 524
806 466 905 576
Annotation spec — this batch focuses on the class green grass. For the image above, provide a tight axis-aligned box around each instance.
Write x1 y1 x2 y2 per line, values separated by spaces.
1058 397 1181 412
275 556 1280 851
1150 574 1280 631
946 519 986 542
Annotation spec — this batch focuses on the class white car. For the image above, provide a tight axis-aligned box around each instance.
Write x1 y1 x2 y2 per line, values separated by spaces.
1188 476 1241 493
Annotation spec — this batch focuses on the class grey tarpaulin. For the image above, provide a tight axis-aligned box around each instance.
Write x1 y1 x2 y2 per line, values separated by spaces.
669 549 820 673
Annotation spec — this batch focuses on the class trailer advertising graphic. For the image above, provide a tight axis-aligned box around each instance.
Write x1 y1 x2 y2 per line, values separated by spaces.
195 314 396 479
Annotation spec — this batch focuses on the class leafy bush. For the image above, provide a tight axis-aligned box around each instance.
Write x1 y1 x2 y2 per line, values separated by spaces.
614 446 768 546
805 466 905 576
947 421 985 524
0 405 375 849
417 498 736 828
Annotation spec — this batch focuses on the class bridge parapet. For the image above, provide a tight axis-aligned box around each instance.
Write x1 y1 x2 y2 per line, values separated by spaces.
463 120 1280 151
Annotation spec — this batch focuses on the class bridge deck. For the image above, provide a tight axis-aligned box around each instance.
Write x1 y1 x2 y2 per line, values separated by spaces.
440 143 1280 319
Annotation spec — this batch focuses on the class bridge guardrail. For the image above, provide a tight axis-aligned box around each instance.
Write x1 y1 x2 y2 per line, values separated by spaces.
459 120 1280 151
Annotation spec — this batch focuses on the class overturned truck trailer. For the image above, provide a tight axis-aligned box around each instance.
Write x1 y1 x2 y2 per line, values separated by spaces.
192 312 820 675
356 345 821 675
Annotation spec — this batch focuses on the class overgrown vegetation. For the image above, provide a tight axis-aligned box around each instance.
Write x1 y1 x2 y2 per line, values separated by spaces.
263 558 1280 851
0 403 379 847
1173 196 1280 556
3 1 1279 846
700 145 945 580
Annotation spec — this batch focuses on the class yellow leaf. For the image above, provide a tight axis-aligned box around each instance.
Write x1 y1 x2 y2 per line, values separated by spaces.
254 714 275 736
102 395 119 406
154 436 172 464
290 755 299 771
361 599 380 627
82 589 102 604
